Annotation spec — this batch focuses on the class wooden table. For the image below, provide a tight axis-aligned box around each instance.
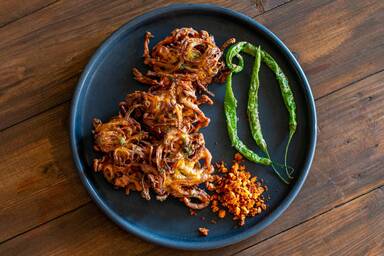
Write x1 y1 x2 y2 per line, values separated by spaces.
0 0 383 255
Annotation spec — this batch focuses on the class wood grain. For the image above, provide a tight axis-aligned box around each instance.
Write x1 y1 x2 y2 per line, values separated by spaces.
0 0 57 27
1 67 383 253
235 187 384 256
1 0 383 131
0 104 89 242
0 203 157 256
2 188 382 256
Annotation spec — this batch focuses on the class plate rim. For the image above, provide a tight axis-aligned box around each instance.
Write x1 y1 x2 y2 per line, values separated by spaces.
70 3 317 250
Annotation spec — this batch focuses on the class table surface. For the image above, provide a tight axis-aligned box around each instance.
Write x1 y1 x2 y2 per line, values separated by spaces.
0 0 383 255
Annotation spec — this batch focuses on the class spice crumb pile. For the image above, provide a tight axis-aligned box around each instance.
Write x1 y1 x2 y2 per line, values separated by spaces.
209 153 267 226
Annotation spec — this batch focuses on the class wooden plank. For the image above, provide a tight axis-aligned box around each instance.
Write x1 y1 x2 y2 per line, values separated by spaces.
0 0 57 27
0 188 382 256
235 188 384 256
0 203 158 256
0 104 90 242
1 0 383 131
0 0 287 131
0 66 383 252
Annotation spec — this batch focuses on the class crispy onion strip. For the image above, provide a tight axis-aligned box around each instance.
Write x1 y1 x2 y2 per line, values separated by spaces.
92 28 234 209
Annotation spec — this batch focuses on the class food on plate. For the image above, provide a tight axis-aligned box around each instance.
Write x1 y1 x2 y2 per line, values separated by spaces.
92 28 233 210
209 153 267 226
119 79 212 136
198 227 209 236
91 26 296 227
225 41 297 184
224 71 272 165
132 27 234 94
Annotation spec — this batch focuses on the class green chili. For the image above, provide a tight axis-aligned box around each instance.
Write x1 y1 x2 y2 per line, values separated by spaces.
225 43 272 166
260 50 297 178
225 42 247 73
247 46 268 154
243 44 297 144
227 43 269 155
224 72 272 166
243 42 296 178
224 42 297 183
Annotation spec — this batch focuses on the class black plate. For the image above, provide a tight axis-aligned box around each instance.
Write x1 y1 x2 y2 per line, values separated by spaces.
70 4 317 250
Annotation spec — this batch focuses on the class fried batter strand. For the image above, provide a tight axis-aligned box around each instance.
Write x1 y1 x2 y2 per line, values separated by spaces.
93 28 234 209
134 27 234 93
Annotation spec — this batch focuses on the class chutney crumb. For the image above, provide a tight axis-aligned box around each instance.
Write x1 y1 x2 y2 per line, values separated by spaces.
198 227 209 236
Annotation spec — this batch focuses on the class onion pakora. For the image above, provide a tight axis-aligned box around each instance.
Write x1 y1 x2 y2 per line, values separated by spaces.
92 28 234 209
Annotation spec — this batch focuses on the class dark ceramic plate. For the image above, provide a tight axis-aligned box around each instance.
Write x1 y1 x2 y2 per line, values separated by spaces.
70 4 317 250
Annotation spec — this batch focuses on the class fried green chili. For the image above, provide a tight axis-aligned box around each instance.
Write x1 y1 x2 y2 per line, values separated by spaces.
243 44 297 162
246 46 290 180
226 43 269 156
224 72 272 166
260 50 297 178
224 41 297 183
247 46 268 154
